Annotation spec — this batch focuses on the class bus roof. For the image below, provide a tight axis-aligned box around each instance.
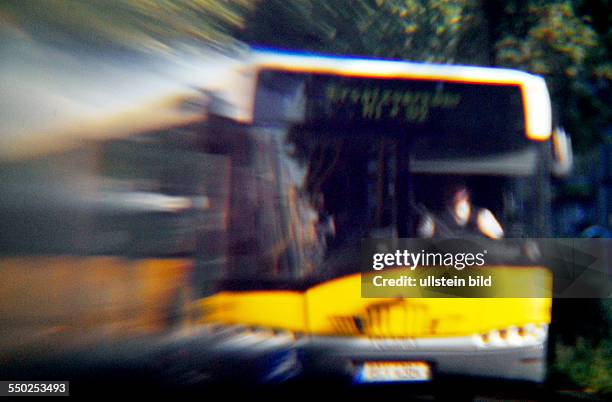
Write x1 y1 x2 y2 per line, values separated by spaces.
218 49 552 141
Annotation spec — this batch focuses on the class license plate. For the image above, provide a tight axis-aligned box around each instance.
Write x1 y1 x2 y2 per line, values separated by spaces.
356 361 432 383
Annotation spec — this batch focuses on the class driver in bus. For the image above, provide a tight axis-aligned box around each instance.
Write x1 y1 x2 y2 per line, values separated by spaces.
417 184 504 240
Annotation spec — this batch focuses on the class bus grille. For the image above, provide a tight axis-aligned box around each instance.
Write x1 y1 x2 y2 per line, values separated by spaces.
365 300 431 337
329 316 363 335
329 301 432 337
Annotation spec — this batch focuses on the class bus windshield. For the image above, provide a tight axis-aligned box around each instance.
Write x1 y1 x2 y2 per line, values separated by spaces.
208 61 552 290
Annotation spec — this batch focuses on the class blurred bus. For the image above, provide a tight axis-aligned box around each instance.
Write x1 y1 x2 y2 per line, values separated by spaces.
0 48 567 386
193 49 561 385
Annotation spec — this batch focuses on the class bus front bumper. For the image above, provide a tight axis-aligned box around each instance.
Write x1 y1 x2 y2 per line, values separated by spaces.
298 332 547 383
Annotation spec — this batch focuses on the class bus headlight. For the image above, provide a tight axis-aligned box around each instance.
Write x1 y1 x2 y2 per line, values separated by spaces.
506 326 524 346
477 324 547 348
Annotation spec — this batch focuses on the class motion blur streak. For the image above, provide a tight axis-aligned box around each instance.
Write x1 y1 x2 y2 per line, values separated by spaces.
0 19 231 377
0 21 242 161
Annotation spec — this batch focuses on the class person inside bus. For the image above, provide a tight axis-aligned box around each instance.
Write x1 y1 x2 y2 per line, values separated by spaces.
416 184 504 240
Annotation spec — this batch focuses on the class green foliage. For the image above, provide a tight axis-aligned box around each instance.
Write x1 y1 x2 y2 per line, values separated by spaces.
496 1 597 77
555 337 612 396
239 0 483 63
493 0 610 151
552 300 612 396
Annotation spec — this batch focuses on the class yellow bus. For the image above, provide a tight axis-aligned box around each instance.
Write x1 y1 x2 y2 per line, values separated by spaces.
191 49 560 384
0 48 569 387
